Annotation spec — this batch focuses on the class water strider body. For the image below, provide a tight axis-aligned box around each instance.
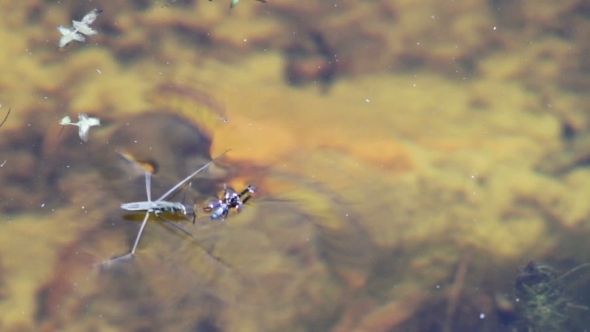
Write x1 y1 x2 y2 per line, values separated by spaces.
121 200 196 221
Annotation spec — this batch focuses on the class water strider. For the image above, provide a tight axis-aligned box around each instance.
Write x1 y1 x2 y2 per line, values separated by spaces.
104 149 231 264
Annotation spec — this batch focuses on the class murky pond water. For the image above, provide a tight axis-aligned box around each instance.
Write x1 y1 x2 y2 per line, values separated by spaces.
1 0 590 331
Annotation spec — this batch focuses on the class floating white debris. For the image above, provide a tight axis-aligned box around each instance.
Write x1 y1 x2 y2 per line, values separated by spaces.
59 113 101 142
59 115 72 126
229 0 266 9
57 8 103 48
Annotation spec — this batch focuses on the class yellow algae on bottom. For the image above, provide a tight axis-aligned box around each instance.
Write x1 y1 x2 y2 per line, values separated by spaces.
558 169 590 228
0 2 587 331
0 213 96 329
467 217 550 259
213 114 298 166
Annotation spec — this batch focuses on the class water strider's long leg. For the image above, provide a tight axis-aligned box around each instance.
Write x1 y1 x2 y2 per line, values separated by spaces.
145 171 152 202
155 149 231 202
129 172 154 255
130 212 150 255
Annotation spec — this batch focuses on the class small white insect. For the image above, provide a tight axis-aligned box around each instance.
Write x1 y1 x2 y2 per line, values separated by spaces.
59 113 101 142
57 8 103 48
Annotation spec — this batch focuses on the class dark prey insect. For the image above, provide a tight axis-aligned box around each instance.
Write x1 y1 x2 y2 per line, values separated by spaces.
202 185 256 221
